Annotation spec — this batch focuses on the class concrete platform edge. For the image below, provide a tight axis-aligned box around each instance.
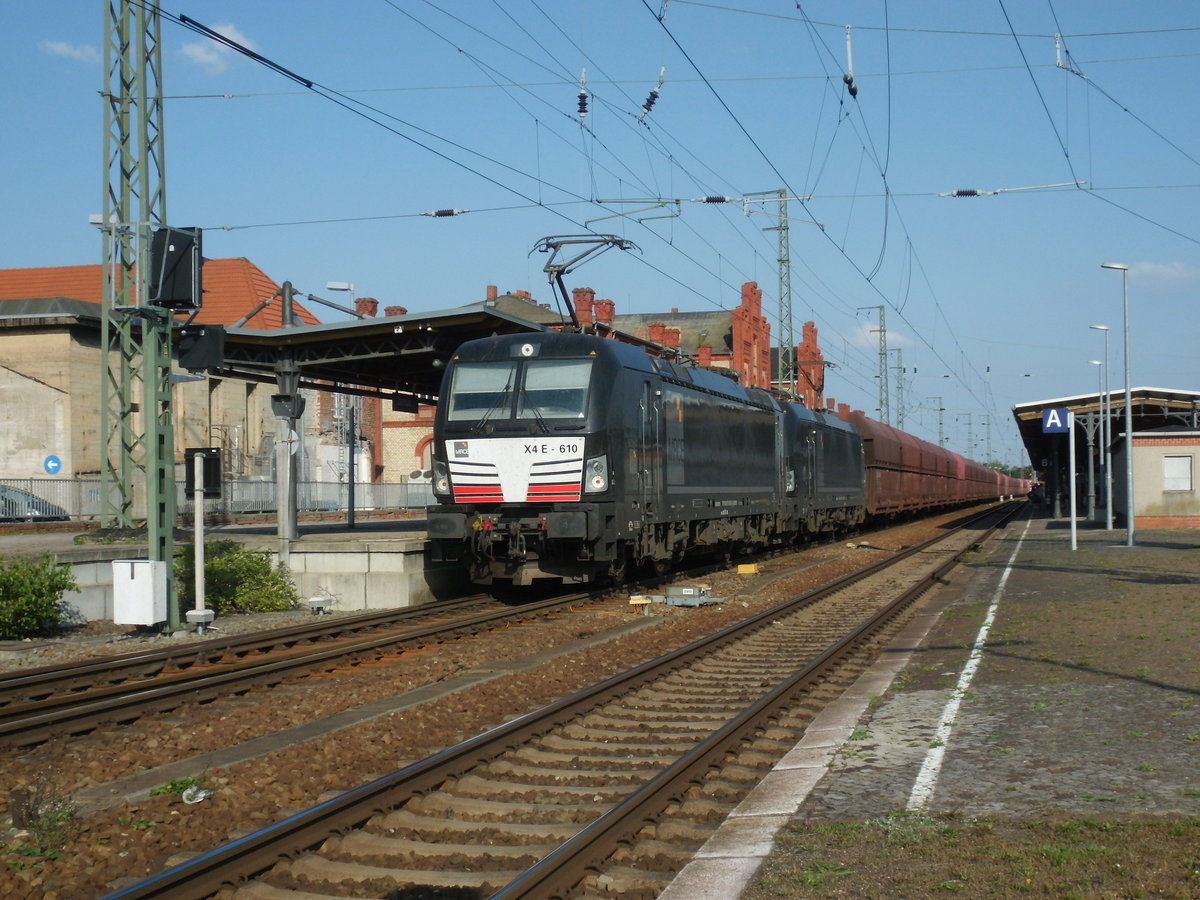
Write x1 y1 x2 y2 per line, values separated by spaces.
658 516 1020 899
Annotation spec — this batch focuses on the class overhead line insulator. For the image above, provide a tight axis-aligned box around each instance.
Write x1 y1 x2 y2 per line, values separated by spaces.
844 25 858 98
639 67 666 121
423 209 469 217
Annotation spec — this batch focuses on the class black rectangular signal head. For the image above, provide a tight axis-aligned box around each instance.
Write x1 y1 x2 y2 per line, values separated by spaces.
176 324 225 370
149 226 203 309
185 447 222 498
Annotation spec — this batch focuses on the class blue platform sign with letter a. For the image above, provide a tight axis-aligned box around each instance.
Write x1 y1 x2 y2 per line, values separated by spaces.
1042 408 1070 433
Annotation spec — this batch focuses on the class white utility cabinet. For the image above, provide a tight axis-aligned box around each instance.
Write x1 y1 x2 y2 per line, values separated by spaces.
112 559 167 626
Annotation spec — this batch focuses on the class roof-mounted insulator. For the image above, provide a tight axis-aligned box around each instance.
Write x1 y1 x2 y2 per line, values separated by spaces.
423 209 469 217
577 68 588 120
639 67 666 121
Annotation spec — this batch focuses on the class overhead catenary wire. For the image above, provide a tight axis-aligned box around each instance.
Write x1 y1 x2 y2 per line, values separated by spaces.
171 2 969 437
647 1 999 424
148 1 1183 455
385 0 778 290
998 0 1200 248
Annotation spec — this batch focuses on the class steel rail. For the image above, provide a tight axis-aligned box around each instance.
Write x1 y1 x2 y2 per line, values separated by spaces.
0 590 598 748
496 501 1024 898
0 599 490 704
96 501 1022 900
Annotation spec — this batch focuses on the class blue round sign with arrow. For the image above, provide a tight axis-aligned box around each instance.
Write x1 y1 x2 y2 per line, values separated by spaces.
43 455 62 475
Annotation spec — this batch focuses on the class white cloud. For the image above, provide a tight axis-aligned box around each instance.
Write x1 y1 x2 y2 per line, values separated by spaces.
1131 261 1200 292
180 23 257 76
39 40 100 64
846 316 909 350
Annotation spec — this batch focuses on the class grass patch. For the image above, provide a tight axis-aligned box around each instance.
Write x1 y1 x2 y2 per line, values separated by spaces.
3 770 78 870
745 815 1200 899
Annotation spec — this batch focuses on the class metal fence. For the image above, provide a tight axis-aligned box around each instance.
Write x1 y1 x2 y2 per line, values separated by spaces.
0 478 434 522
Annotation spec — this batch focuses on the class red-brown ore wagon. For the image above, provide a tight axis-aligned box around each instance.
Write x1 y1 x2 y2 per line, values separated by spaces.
836 410 1018 516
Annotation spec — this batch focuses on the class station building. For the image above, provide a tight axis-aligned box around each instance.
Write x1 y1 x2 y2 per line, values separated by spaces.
0 260 318 486
1012 388 1200 529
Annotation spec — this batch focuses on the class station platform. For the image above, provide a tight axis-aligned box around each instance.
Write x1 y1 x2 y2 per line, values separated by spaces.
661 507 1200 898
0 517 447 622
0 515 430 559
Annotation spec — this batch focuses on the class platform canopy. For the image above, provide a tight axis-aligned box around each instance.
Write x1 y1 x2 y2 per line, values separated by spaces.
1012 387 1200 470
204 296 566 410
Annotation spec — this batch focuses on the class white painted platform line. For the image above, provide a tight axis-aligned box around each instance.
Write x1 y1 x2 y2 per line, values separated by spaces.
906 515 1032 810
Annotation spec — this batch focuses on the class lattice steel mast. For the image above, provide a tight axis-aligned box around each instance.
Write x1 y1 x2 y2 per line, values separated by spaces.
859 305 889 425
100 0 177 625
744 189 794 394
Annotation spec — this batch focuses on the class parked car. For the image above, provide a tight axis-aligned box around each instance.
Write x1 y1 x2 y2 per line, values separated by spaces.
0 486 70 522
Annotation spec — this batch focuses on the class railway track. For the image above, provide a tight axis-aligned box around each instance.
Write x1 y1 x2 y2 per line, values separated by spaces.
99 501 1022 900
0 592 597 749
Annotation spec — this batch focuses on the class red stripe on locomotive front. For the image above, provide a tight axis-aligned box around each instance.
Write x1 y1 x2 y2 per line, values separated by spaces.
526 484 581 501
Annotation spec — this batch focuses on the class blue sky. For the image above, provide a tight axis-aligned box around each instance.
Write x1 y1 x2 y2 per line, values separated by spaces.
7 1 1199 466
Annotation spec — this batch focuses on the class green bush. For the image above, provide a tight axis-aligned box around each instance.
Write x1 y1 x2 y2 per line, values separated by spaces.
176 540 299 615
0 556 77 640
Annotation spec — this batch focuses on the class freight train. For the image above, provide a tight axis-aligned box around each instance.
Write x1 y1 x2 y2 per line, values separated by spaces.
426 331 1027 585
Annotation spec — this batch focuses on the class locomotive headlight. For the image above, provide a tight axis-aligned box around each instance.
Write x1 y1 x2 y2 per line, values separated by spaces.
432 459 450 498
583 454 609 493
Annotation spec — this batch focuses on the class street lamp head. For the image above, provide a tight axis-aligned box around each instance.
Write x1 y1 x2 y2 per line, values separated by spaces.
1100 262 1128 271
1089 324 1109 332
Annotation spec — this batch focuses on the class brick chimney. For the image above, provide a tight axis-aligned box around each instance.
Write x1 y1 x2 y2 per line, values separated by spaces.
697 344 712 367
486 284 498 302
740 281 762 315
572 286 595 326
594 299 615 326
355 297 379 317
663 326 681 350
384 305 408 317
796 320 825 411
648 322 666 344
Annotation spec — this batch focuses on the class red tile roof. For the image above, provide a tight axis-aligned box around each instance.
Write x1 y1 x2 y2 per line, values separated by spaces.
0 259 319 329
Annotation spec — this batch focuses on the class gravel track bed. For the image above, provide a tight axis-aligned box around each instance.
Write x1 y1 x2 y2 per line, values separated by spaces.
0 514 964 900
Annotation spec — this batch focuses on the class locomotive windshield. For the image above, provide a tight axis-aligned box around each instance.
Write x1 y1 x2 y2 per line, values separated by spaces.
445 358 592 423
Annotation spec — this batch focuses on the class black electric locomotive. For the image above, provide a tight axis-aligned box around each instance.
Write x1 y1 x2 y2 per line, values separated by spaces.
426 331 866 585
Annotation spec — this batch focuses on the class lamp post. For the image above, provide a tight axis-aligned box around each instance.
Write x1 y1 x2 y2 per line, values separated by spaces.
1100 263 1134 547
1089 324 1113 530
1087 360 1103 522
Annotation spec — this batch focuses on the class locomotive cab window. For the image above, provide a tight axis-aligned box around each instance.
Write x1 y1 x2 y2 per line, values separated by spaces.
445 362 517 421
445 358 593 424
518 359 591 419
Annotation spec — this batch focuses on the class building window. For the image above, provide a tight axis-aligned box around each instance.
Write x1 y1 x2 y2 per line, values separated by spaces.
1163 455 1193 492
